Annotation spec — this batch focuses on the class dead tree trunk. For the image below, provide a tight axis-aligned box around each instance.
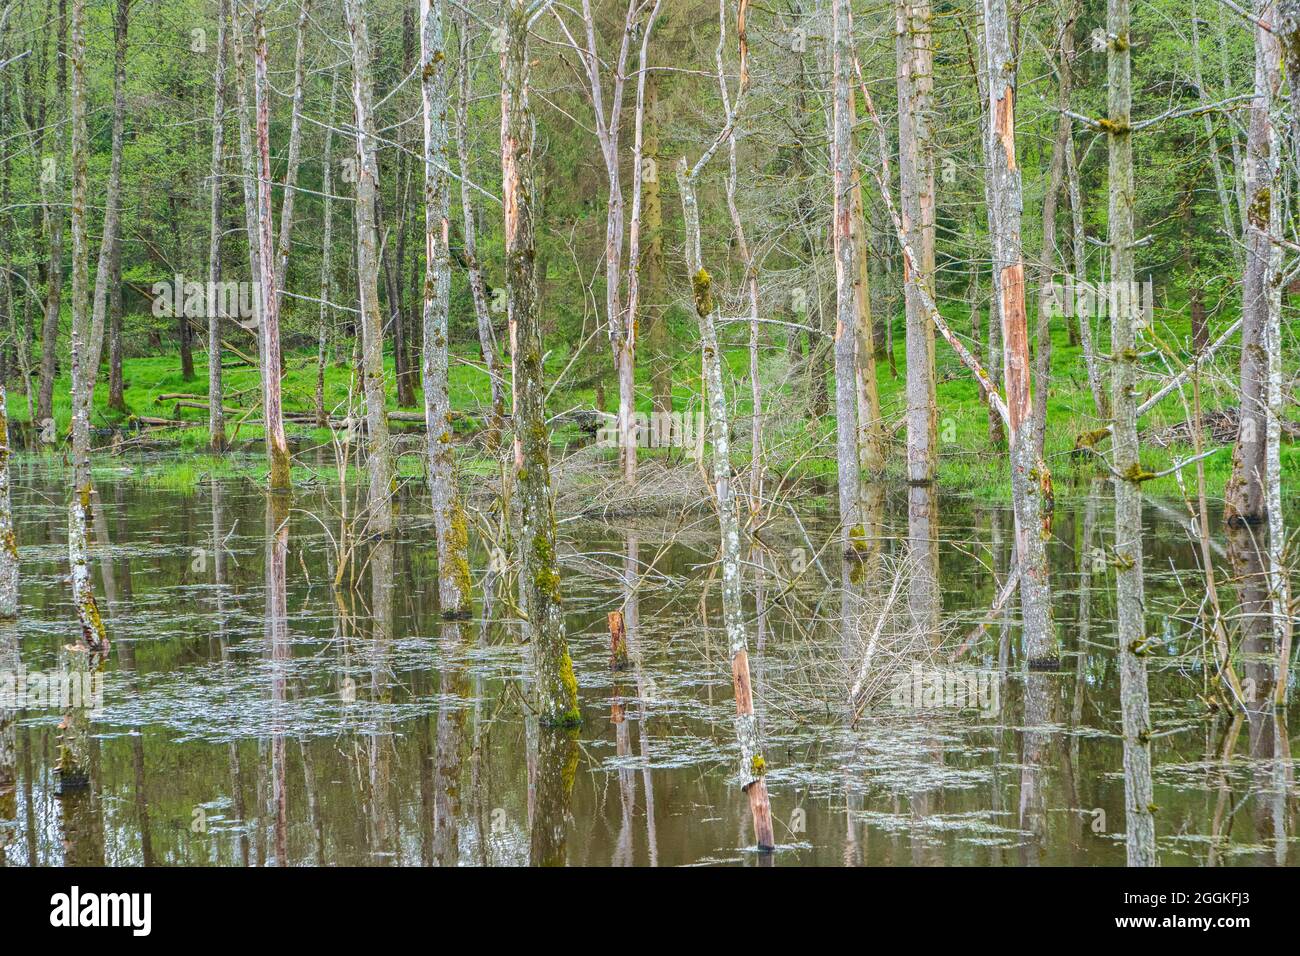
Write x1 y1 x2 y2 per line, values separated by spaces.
455 12 505 449
981 0 1058 668
502 0 579 727
68 0 92 498
896 0 936 485
252 0 291 491
421 0 472 618
679 159 774 852
1031 4 1076 459
1225 0 1278 530
207 0 230 451
343 0 396 534
0 382 15 618
832 0 863 550
316 71 338 430
36 0 67 427
273 0 311 319
1106 0 1157 867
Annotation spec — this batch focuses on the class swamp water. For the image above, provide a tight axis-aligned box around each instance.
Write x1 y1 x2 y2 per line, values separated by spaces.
0 455 1295 866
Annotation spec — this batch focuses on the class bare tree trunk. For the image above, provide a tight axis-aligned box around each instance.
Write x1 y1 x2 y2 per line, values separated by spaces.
982 0 1058 668
68 0 92 498
502 0 579 727
231 0 262 382
251 0 291 491
1192 0 1244 268
556 0 639 481
850 149 884 476
1253 1 1292 703
37 0 67 427
0 381 15 618
316 72 338 430
712 1 763 507
208 0 230 451
343 0 395 533
1106 0 1156 866
1064 135 1106 418
626 0 663 449
1226 0 1277 530
641 66 671 416
86 0 127 396
1032 4 1076 460
972 39 1005 447
678 153 774 853
67 0 107 679
274 0 311 318
832 0 862 549
455 13 505 449
421 0 471 618
897 0 936 485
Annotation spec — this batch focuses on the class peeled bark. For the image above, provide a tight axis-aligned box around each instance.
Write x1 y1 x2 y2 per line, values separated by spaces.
982 0 1058 668
421 0 471 618
1106 0 1157 867
343 0 395 534
502 0 579 727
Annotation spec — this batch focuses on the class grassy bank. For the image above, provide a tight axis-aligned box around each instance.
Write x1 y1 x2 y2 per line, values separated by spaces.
9 300 1293 502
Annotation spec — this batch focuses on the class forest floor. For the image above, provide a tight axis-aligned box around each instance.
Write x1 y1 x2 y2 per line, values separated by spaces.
8 302 1295 503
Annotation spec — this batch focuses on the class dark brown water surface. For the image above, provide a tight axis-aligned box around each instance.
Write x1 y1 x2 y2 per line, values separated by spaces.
0 454 1294 866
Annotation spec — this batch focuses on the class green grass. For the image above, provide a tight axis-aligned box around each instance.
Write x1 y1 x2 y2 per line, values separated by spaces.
10 298 1294 501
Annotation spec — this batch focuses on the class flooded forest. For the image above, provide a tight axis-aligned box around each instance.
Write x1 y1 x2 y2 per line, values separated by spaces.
0 0 1296 871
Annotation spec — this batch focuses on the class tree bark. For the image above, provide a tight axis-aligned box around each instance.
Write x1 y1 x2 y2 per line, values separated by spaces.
1031 5 1076 460
37 0 67 427
455 13 505 449
832 0 863 549
502 0 579 727
208 0 230 451
982 0 1058 668
678 154 774 853
421 0 472 618
1225 0 1277 529
252 0 291 491
316 72 338 430
0 381 15 618
897 0 937 485
1106 0 1157 867
343 0 396 532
